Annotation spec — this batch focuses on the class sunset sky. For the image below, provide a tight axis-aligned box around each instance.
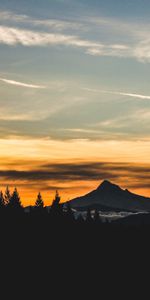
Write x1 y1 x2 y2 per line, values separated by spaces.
0 0 150 206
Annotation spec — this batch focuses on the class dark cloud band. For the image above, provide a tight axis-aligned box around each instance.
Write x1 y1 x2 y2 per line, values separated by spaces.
0 161 150 190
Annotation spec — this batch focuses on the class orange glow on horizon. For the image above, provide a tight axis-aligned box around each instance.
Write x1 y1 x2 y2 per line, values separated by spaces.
0 179 149 207
0 137 150 206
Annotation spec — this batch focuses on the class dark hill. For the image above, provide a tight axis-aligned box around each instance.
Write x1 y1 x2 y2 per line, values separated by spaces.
69 180 150 212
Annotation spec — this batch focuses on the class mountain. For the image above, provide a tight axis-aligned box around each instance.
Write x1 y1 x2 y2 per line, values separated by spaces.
69 180 150 212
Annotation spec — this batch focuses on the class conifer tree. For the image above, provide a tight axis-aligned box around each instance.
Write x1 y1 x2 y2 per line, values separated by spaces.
0 191 4 208
93 210 101 224
66 202 74 222
53 190 60 205
86 208 93 223
4 186 11 206
8 187 22 210
51 190 61 209
51 190 63 218
35 192 44 208
77 214 84 223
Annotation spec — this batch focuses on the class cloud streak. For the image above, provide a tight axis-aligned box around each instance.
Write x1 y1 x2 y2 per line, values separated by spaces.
0 25 103 49
2 11 150 62
0 25 133 60
0 24 150 62
1 161 150 192
0 10 82 31
84 88 150 100
0 77 46 89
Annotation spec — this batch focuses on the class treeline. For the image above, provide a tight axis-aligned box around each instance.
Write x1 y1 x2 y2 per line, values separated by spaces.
0 186 103 225
1 186 150 257
1 186 150 237
0 186 22 210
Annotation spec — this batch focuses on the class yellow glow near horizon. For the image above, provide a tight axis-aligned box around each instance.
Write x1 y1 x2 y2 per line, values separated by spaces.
1 136 150 162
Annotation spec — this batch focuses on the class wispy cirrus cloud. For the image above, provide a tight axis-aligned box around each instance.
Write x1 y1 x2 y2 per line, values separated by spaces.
83 87 150 100
0 25 134 60
0 24 150 62
2 10 150 62
0 10 28 22
0 25 103 49
0 10 82 31
0 77 46 89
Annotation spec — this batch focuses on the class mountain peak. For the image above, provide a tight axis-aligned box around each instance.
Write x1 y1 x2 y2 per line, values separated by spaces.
97 180 121 191
70 180 150 212
101 179 111 185
98 180 113 188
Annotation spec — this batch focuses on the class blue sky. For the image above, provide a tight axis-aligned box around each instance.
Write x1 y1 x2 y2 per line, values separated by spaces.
1 0 150 202
0 0 150 141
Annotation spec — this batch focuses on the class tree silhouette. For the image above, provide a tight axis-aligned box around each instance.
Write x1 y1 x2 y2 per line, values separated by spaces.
8 188 22 210
0 191 4 209
50 190 63 219
35 192 44 208
65 202 74 222
77 214 84 223
4 186 11 206
86 208 93 223
52 190 61 208
93 210 101 224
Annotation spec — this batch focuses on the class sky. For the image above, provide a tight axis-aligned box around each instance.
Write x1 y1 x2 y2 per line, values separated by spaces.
0 0 150 206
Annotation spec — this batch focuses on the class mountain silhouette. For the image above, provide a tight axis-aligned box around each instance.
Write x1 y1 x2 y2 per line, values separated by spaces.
69 180 150 212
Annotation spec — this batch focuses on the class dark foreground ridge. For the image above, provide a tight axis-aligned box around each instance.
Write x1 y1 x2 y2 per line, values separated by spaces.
1 182 150 245
1 183 150 286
